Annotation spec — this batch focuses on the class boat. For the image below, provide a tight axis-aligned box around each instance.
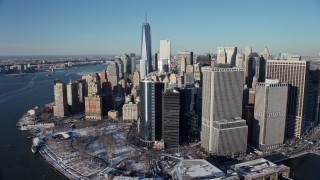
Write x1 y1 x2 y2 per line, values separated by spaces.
31 145 38 153
45 74 52 77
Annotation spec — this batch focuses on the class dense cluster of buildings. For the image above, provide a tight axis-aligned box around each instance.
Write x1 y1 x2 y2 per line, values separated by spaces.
48 18 320 179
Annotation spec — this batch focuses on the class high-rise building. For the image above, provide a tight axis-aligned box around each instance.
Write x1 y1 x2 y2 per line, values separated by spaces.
236 50 245 68
160 40 171 71
162 88 180 148
211 118 248 156
201 67 246 154
266 60 310 138
122 102 139 122
67 81 80 113
217 47 226 64
261 47 271 60
107 61 119 95
245 47 252 60
253 79 288 151
115 57 124 79
217 47 237 66
133 71 140 88
85 75 103 120
141 20 152 74
178 51 193 65
100 70 110 94
154 52 158 72
180 87 200 144
130 53 136 74
140 59 147 79
139 80 164 143
77 79 87 111
245 53 266 88
53 80 68 117
120 54 131 76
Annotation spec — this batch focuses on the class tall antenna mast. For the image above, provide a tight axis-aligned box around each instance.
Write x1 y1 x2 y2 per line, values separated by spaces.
145 7 147 23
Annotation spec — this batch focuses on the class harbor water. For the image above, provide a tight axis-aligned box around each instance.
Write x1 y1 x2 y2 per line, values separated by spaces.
0 64 106 179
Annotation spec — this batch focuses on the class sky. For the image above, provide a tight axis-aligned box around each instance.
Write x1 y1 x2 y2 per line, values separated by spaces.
0 0 319 56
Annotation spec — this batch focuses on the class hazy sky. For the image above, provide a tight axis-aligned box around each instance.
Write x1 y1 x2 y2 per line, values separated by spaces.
0 0 319 56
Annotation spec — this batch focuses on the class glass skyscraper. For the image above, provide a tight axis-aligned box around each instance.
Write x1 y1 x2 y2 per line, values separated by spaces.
141 21 152 74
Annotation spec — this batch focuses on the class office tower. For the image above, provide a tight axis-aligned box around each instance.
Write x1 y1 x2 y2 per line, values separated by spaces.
245 53 266 88
266 60 310 138
261 47 271 60
107 61 119 95
67 81 80 113
85 76 103 120
77 79 87 111
141 19 152 74
180 87 200 144
139 80 164 143
100 70 110 94
217 47 237 66
245 47 252 60
140 59 147 79
201 67 246 154
306 68 320 127
133 71 140 88
253 79 288 151
154 52 158 72
279 53 301 61
115 57 124 79
211 118 248 156
130 53 136 73
236 50 245 68
160 39 171 70
120 54 131 76
196 54 211 65
53 80 68 117
122 102 139 122
162 88 180 148
158 58 169 72
178 51 193 65
180 57 186 76
217 47 227 64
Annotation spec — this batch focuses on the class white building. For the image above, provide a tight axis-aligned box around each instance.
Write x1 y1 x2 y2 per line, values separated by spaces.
159 39 171 71
139 59 147 80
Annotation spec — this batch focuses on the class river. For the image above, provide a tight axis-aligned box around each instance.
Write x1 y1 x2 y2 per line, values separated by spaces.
0 64 106 179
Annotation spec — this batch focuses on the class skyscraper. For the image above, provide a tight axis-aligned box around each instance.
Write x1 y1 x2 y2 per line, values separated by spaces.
162 88 180 148
67 81 80 113
253 79 288 151
245 47 252 60
130 53 136 73
236 50 244 68
140 59 147 80
53 80 68 117
139 80 164 143
106 61 119 95
261 47 271 60
141 19 152 74
201 67 247 154
266 60 310 138
160 39 171 71
217 47 237 66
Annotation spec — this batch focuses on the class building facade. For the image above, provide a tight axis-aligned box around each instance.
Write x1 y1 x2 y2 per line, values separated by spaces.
253 79 288 151
266 60 309 138
162 88 180 148
201 67 246 153
122 102 139 122
53 80 68 117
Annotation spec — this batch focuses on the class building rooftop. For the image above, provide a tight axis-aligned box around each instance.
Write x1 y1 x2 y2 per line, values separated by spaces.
234 158 290 179
171 159 225 180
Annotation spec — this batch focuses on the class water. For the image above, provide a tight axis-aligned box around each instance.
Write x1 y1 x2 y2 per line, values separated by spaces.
0 64 106 179
282 153 320 180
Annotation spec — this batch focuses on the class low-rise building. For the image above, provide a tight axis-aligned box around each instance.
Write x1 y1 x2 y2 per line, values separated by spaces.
122 102 138 122
234 158 290 180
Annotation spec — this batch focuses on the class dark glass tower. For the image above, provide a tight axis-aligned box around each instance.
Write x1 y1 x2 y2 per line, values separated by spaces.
139 80 164 142
141 20 152 74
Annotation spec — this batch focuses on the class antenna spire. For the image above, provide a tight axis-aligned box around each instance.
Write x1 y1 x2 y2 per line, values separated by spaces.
145 7 147 23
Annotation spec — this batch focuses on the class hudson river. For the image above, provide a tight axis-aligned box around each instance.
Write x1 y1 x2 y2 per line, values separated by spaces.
1 63 320 179
0 64 106 179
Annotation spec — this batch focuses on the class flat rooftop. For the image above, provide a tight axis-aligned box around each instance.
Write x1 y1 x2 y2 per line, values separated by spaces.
172 159 225 180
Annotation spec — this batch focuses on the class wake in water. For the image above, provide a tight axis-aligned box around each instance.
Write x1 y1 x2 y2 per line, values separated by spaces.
0 76 38 103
